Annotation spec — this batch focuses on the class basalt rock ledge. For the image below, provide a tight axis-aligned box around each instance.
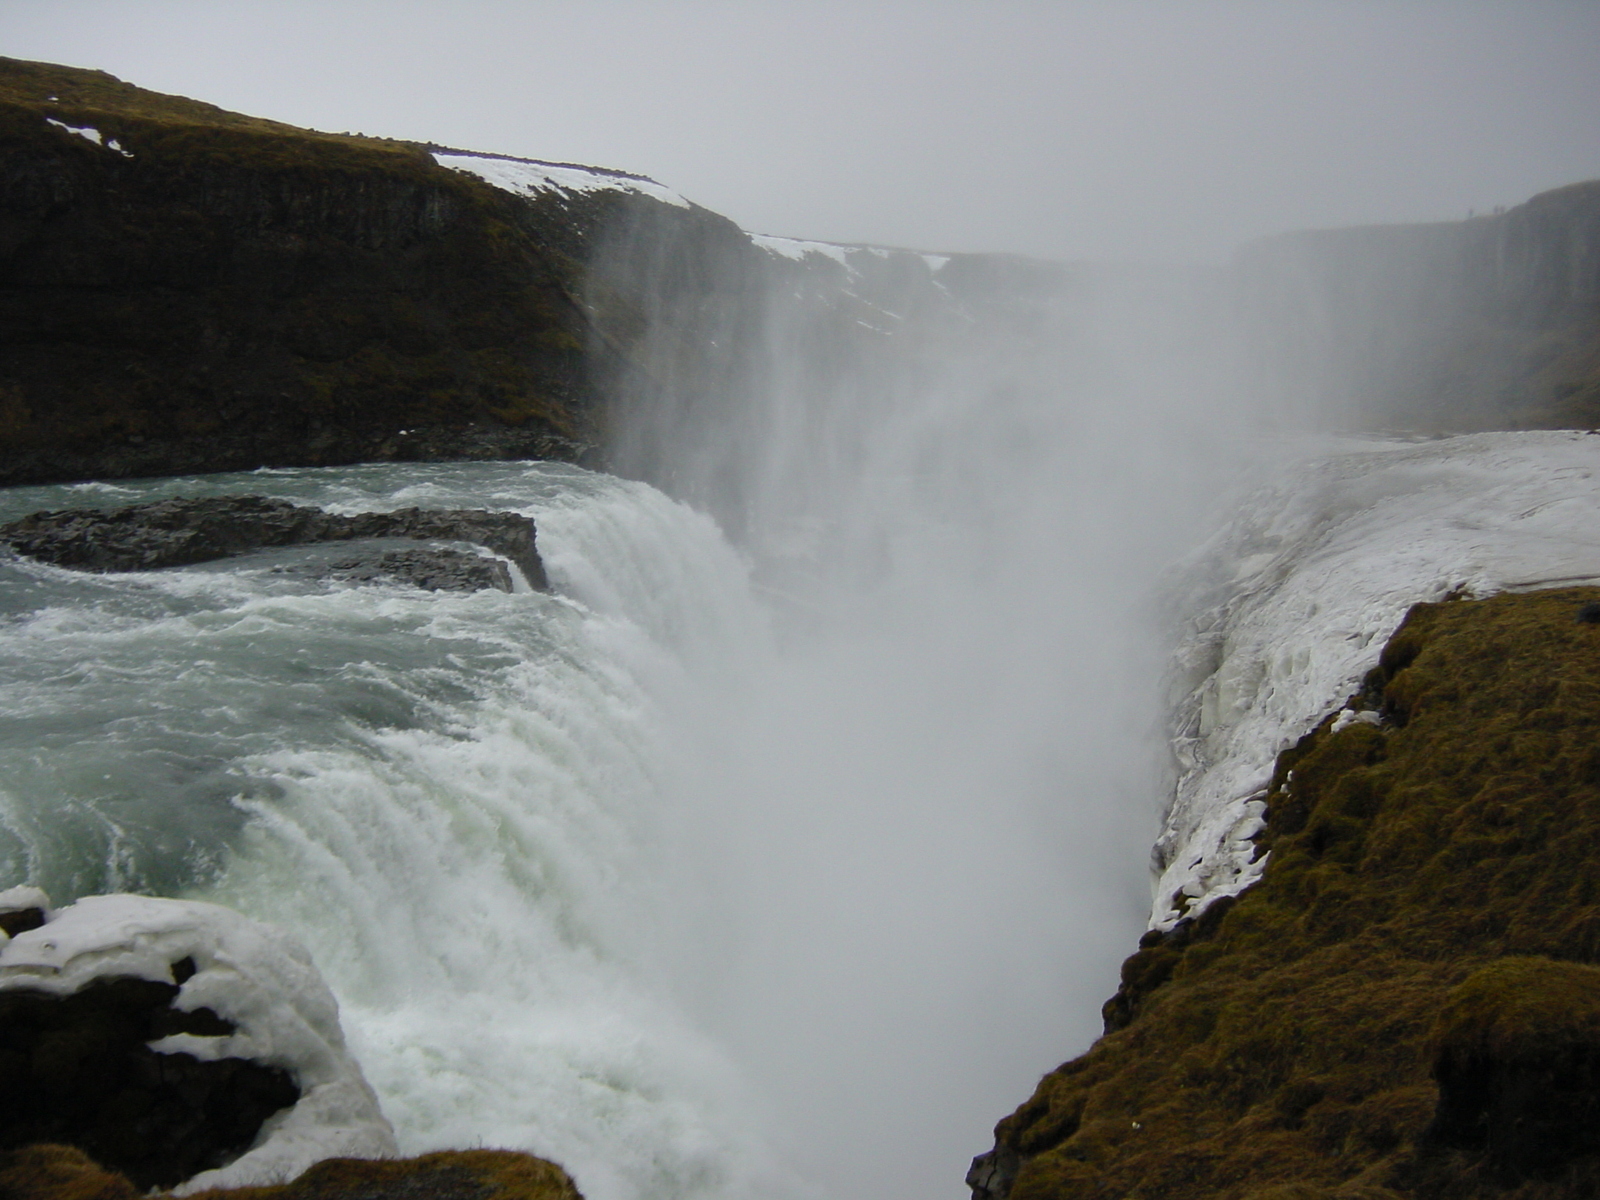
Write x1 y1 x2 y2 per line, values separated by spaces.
0 494 547 591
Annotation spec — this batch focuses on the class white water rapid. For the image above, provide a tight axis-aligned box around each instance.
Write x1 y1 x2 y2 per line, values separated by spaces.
0 266 1255 1199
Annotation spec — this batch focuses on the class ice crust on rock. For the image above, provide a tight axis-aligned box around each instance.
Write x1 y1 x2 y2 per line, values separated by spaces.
0 893 396 1192
1155 432 1600 930
0 884 49 919
432 149 690 208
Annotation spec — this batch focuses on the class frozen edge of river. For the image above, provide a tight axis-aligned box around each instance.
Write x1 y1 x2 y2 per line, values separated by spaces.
1153 430 1600 930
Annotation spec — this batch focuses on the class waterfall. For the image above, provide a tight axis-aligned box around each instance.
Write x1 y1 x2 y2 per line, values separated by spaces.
592 238 1257 1197
0 463 793 1199
0 251 1255 1200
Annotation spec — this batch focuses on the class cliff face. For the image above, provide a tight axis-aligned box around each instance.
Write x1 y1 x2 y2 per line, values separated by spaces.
6 52 1598 489
974 588 1600 1199
0 56 754 486
1236 181 1600 430
0 56 1065 495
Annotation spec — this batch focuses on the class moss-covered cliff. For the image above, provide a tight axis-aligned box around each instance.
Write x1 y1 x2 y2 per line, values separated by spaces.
0 55 755 486
975 587 1600 1198
0 1143 582 1200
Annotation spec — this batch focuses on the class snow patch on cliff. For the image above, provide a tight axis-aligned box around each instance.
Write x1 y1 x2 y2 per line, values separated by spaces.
0 892 396 1191
749 234 862 270
749 233 949 280
45 118 133 157
432 150 689 208
1154 431 1600 930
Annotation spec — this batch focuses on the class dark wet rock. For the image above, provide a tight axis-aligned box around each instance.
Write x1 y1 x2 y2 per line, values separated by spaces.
967 1144 1020 1200
0 973 299 1190
0 494 546 590
317 547 514 593
0 908 45 938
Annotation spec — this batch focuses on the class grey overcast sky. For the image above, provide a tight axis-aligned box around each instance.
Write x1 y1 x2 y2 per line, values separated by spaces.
2 0 1596 262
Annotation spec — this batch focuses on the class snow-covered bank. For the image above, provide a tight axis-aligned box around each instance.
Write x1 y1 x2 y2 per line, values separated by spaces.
0 889 394 1191
432 149 692 208
1154 431 1600 930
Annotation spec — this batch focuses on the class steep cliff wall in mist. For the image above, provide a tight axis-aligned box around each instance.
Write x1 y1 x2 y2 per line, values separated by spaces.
1237 181 1600 430
6 52 1598 492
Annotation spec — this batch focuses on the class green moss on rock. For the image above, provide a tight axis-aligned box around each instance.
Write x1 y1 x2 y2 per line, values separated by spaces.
0 1143 583 1200
1428 958 1600 1175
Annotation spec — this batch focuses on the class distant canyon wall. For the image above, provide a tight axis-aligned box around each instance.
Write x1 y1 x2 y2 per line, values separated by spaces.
1235 180 1600 431
0 56 766 486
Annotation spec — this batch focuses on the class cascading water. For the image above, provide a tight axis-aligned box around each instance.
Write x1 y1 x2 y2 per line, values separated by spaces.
0 463 795 1200
0 252 1255 1198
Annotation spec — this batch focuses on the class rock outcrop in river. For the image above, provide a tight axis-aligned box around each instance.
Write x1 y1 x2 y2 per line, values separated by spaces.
0 494 546 591
0 889 583 1199
0 889 394 1192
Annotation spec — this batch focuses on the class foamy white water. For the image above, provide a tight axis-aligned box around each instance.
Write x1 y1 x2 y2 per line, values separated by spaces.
0 462 803 1200
0 403 1229 1200
593 247 1261 1198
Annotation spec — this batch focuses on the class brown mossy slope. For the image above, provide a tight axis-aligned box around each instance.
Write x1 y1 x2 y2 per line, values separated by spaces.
0 1144 582 1200
980 587 1600 1199
0 56 751 486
